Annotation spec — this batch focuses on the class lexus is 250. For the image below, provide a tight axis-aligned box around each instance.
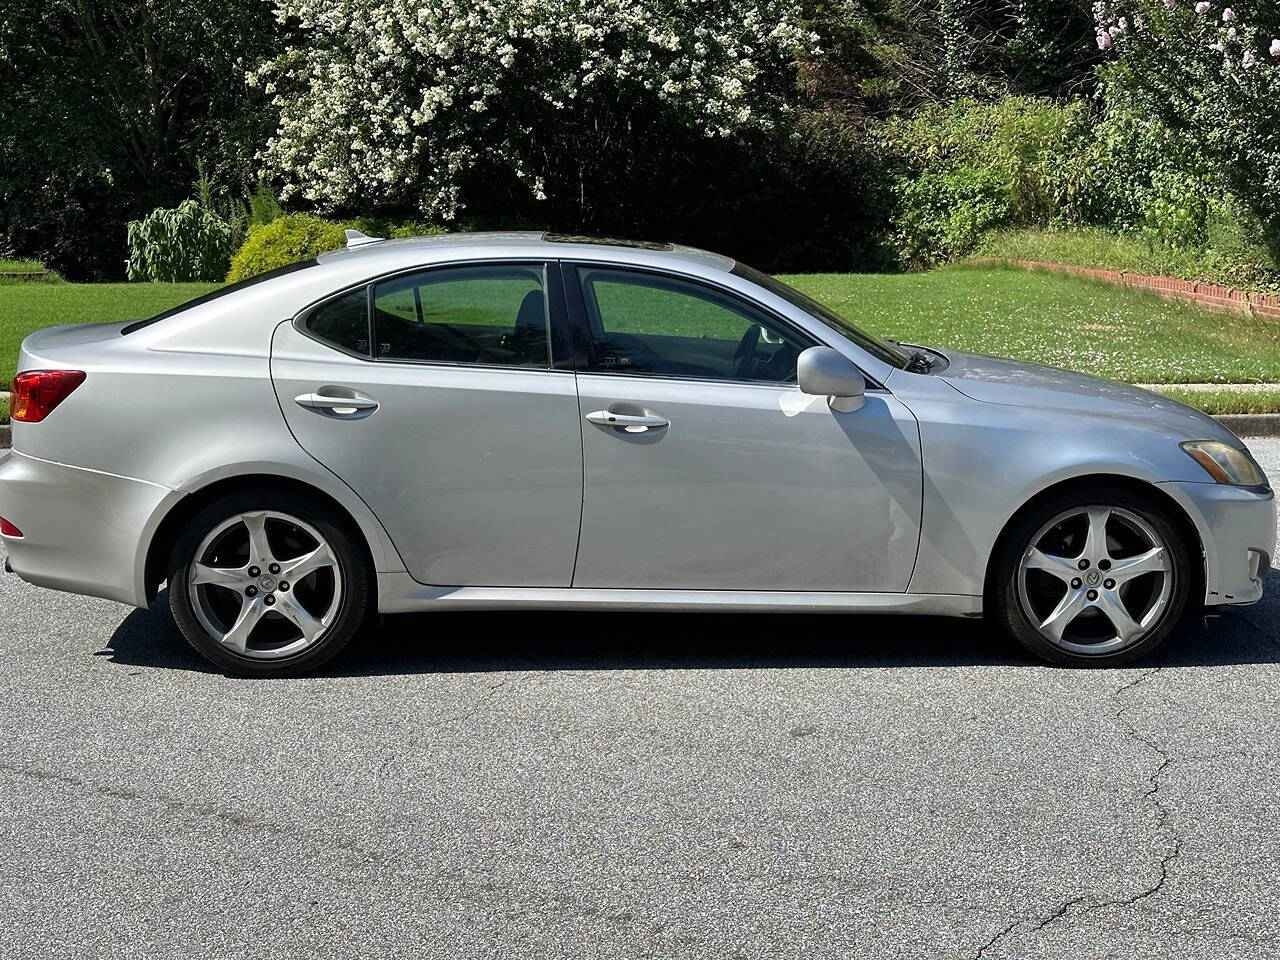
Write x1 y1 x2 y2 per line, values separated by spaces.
0 233 1272 675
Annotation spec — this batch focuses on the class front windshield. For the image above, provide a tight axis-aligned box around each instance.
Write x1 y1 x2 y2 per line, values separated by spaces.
731 262 910 369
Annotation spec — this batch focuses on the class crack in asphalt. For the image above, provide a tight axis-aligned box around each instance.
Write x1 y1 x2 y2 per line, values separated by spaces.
972 667 1181 959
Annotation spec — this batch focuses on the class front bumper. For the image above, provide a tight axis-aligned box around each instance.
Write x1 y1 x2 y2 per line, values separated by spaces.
0 450 179 607
1162 480 1276 606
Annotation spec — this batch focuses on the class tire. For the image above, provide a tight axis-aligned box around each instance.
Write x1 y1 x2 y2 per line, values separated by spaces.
168 488 372 677
990 484 1192 667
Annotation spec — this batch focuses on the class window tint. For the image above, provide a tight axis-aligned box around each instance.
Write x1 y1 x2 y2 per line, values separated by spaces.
305 288 370 355
577 268 811 383
373 265 550 367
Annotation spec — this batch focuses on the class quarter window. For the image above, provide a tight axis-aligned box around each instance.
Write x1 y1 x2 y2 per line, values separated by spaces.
305 288 370 356
373 264 550 367
576 268 812 383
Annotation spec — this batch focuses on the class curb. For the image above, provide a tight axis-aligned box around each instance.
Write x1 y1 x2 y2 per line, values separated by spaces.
973 258 1280 320
0 425 8 449
1216 414 1280 438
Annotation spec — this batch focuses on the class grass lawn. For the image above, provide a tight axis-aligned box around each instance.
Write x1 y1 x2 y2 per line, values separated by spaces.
2 266 1280 418
0 282 218 386
782 265 1280 385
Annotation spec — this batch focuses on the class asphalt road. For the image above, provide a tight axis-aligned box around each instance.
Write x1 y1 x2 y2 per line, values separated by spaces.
3 442 1280 959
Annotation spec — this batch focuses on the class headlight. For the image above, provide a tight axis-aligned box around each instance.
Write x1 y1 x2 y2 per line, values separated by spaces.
1180 440 1266 486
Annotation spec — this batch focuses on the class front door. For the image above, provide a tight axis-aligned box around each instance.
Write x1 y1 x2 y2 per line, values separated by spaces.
272 260 583 586
565 264 923 592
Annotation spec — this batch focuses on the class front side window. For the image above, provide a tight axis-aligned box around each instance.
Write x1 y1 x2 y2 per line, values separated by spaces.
373 264 550 367
576 268 812 383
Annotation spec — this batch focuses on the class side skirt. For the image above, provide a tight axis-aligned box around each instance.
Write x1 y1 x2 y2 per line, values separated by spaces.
377 573 983 617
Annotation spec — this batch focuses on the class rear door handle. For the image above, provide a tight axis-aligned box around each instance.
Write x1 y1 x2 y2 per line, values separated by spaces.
585 409 669 431
294 391 379 416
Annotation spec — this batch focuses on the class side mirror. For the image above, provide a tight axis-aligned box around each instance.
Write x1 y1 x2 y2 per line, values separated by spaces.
797 346 866 413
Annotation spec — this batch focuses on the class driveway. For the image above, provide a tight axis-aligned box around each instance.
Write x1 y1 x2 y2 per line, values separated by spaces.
2 441 1279 959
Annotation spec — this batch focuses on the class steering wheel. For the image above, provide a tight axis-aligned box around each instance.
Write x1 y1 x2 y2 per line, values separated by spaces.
732 324 762 379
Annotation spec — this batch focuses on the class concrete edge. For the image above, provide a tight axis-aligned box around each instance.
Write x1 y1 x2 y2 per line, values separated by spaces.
1 416 1278 451
1215 414 1280 439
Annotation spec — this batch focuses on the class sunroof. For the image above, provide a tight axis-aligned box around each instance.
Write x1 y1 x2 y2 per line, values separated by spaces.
542 233 673 251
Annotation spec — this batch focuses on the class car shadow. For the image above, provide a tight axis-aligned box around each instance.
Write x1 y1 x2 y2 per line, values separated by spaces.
102 576 1280 677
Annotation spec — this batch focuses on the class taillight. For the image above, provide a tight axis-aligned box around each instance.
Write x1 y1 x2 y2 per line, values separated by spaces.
0 517 22 539
11 369 86 423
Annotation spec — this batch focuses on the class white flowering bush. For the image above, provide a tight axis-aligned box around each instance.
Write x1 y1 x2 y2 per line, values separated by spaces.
256 0 814 221
1091 0 1280 248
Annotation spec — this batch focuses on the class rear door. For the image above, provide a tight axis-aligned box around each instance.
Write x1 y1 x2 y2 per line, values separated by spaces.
271 260 583 586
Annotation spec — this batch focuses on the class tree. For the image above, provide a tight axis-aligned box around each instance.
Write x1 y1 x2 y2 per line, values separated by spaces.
0 1 279 278
256 0 815 229
1092 0 1280 252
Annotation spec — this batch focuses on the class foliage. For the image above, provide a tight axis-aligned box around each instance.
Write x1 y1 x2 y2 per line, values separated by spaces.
0 0 280 280
893 166 1010 267
226 214 349 283
255 0 814 226
126 200 235 282
225 214 447 282
876 96 1097 264
1091 0 1280 254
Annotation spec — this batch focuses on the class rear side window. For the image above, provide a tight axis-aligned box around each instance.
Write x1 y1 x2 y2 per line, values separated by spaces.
372 264 550 367
305 289 370 355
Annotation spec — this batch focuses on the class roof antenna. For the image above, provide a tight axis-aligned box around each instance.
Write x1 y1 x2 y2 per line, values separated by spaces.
345 228 384 249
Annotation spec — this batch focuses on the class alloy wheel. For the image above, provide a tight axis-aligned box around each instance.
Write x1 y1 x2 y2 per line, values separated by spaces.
1016 505 1174 657
187 510 343 660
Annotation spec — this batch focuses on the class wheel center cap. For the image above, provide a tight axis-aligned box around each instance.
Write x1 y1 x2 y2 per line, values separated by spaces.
1085 569 1102 586
257 574 278 593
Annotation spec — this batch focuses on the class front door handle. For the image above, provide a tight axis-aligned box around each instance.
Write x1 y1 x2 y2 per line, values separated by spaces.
585 409 669 431
294 390 379 417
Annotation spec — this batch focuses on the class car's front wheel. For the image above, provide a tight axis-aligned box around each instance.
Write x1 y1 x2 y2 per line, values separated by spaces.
168 489 372 677
992 485 1192 666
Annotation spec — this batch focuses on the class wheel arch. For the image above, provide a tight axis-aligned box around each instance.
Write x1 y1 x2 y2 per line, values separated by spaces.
982 473 1206 612
143 473 390 605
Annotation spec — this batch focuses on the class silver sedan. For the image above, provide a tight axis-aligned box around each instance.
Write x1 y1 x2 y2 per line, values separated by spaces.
0 233 1273 675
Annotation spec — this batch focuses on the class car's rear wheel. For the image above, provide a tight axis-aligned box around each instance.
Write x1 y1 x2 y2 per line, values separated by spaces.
992 485 1192 666
168 490 371 676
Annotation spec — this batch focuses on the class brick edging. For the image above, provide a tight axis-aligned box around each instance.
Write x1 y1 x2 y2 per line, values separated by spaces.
972 258 1280 320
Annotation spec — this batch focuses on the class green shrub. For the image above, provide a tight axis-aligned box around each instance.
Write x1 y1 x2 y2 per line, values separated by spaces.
878 97 1096 227
126 200 234 282
227 214 447 281
226 214 349 281
894 167 1011 269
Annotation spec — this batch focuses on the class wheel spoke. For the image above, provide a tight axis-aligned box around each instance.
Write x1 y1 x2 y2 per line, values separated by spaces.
1024 547 1080 585
1082 506 1111 565
1040 589 1088 642
242 511 274 566
274 592 326 642
1093 590 1144 642
221 598 265 653
1109 547 1169 583
278 544 335 583
191 562 247 589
